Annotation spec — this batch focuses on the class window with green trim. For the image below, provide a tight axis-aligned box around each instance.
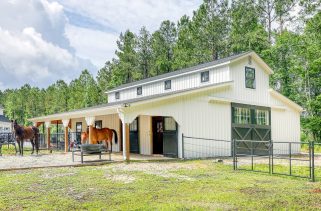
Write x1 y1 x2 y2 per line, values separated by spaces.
245 67 255 89
164 117 176 131
233 107 251 124
130 119 138 131
255 110 269 125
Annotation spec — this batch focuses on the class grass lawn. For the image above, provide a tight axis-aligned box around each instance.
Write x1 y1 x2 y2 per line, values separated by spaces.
1 160 321 210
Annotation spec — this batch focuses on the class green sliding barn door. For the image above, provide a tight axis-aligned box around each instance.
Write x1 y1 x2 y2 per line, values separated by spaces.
231 103 271 155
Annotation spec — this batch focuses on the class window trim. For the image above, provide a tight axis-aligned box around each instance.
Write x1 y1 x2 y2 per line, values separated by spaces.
245 66 256 89
95 120 102 129
76 122 82 132
201 71 210 83
231 103 271 126
164 80 171 90
137 86 142 96
164 117 177 131
115 91 120 100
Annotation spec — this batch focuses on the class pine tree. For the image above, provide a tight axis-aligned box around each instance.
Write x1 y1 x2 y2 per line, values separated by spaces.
152 20 177 74
137 27 153 79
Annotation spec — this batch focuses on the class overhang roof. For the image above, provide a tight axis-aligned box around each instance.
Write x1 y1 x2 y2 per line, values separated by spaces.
269 89 303 112
29 81 233 122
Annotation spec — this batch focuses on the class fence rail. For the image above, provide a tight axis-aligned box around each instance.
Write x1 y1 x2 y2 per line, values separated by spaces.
182 134 319 182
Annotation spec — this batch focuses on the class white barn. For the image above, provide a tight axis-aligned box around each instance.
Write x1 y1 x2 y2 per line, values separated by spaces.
0 106 11 133
29 51 302 159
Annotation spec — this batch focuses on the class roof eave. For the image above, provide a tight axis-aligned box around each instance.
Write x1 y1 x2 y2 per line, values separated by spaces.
269 89 303 112
230 51 274 75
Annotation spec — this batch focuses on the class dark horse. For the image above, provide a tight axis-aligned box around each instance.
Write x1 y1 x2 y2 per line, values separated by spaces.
12 120 39 156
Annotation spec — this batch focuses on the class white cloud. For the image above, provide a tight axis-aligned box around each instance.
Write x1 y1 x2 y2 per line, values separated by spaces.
65 24 118 68
59 0 202 65
0 0 203 90
0 0 95 89
58 0 202 33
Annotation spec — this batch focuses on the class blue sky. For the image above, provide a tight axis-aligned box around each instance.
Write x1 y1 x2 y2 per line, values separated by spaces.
0 0 202 90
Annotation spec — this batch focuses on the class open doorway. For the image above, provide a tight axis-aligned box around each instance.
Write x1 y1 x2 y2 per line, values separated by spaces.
152 116 178 157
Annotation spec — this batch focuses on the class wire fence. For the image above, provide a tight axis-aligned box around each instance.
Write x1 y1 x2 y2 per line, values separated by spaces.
0 131 83 154
182 134 320 182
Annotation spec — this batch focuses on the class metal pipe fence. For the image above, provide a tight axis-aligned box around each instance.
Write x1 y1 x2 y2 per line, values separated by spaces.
182 134 320 182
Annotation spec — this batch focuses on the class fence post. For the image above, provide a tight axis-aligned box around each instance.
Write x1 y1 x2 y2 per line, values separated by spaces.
289 142 292 176
312 141 315 182
182 133 184 159
233 139 236 170
251 140 254 171
269 140 272 174
271 140 274 174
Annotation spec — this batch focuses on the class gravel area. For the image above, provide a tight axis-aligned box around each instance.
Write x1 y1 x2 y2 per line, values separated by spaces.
0 152 173 170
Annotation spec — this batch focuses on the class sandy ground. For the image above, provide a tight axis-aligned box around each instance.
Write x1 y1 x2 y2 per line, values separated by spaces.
0 152 172 170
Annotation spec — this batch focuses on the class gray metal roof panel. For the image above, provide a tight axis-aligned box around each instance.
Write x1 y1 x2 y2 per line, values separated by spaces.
0 115 11 123
107 51 251 92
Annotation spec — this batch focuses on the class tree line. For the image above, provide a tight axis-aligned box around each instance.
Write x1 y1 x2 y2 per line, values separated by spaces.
0 0 320 141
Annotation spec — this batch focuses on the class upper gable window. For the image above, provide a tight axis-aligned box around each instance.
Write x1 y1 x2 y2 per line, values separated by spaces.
164 80 171 90
137 86 142 95
115 92 120 100
201 71 209 83
245 67 256 89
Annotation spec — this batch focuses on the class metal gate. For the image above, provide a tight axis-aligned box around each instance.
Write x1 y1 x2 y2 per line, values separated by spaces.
233 139 315 181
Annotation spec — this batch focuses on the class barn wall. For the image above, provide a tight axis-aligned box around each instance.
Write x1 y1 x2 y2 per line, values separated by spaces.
70 118 87 132
139 115 152 155
108 65 230 103
270 96 301 154
124 87 232 158
215 57 270 105
0 122 12 133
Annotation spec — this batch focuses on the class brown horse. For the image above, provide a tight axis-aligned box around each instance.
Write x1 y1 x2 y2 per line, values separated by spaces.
81 127 118 152
12 120 39 156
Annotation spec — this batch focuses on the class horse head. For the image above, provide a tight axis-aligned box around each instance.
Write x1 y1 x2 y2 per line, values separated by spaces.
81 132 89 144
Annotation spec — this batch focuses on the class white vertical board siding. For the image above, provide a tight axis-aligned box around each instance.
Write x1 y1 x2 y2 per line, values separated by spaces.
215 58 270 105
139 115 152 155
108 65 230 103
125 88 231 158
270 96 301 154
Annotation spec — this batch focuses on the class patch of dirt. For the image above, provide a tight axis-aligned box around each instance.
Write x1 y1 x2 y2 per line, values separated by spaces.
66 187 87 201
240 186 268 195
41 172 76 179
309 188 321 193
188 201 235 210
105 173 135 184
102 162 197 181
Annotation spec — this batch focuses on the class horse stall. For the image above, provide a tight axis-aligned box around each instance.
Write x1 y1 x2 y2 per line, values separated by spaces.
69 114 121 152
